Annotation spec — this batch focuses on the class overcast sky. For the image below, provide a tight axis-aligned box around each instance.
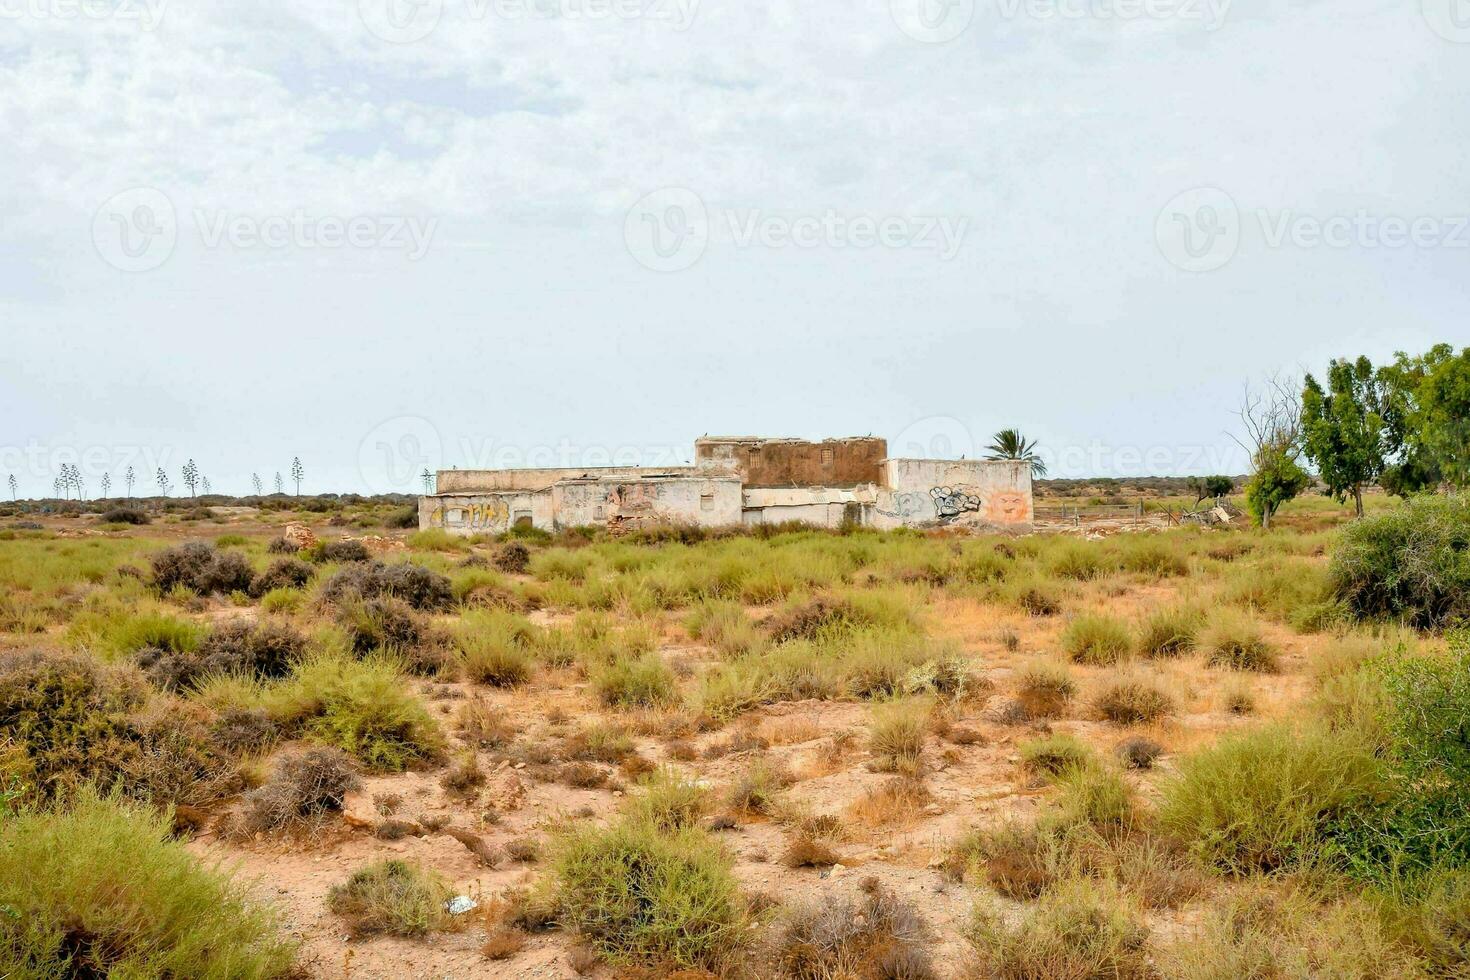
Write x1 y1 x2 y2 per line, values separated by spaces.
2 0 1466 496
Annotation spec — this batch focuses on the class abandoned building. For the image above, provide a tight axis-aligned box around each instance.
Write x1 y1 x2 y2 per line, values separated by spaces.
419 435 1034 534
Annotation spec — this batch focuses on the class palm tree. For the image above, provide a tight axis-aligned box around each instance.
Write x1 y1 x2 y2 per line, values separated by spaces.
985 428 1047 477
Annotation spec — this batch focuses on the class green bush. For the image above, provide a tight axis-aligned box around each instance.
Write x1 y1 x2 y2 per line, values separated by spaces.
546 817 747 969
328 859 452 937
592 652 677 708
1330 494 1470 629
274 656 444 772
0 791 295 977
1061 614 1131 666
0 650 236 806
1158 725 1384 873
1135 606 1201 658
453 610 537 687
965 879 1151 980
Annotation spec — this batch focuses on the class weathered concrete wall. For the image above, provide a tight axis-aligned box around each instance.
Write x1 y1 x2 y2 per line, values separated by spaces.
421 490 553 534
741 485 876 528
553 477 743 529
872 459 1033 528
695 436 886 488
437 466 703 494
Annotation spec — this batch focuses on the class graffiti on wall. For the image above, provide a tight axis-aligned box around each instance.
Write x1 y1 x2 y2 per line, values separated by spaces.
428 497 510 531
985 491 1029 523
930 485 981 520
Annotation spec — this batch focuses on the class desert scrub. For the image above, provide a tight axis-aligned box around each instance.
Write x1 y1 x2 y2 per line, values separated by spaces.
1015 659 1076 718
453 609 537 686
1019 732 1094 780
270 655 445 772
236 746 361 835
867 698 930 774
1050 763 1138 833
328 859 454 938
592 652 678 708
0 649 236 806
1328 493 1470 629
625 767 710 831
1220 556 1332 626
1092 675 1175 725
150 541 255 595
1135 605 1201 658
684 598 765 657
1117 537 1190 578
1061 613 1131 666
320 560 454 611
65 605 205 659
545 817 747 970
137 619 306 691
1158 725 1384 874
964 878 1151 980
779 878 935 980
1045 542 1118 581
1201 614 1279 672
946 821 1071 900
0 791 295 977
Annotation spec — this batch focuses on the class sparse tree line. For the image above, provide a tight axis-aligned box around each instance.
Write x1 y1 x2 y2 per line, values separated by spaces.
1239 343 1470 528
7 456 306 503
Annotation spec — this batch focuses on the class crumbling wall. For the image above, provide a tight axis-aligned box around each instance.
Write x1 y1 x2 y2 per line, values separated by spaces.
695 436 886 488
420 490 552 535
740 486 876 527
872 459 1033 528
437 466 703 494
553 477 743 529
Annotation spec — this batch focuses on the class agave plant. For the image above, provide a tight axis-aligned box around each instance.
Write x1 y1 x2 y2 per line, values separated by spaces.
985 428 1047 477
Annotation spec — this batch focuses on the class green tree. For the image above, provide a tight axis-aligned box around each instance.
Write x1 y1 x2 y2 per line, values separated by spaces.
1301 356 1385 517
984 428 1047 478
1235 375 1308 530
1378 344 1470 494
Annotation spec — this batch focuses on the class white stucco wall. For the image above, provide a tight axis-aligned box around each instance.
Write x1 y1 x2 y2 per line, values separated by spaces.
553 477 743 528
871 459 1033 528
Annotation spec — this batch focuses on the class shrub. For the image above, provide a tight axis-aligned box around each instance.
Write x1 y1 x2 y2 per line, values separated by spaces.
138 620 306 691
493 541 531 574
0 792 295 977
337 595 428 656
1116 737 1163 770
101 506 150 525
280 656 445 772
1202 615 1279 672
1052 764 1137 832
249 557 314 597
1047 544 1116 581
1015 660 1076 718
965 879 1152 980
314 539 371 564
867 699 929 774
266 536 299 555
0 650 233 806
1061 614 1131 666
1093 676 1175 725
1014 582 1062 617
453 610 537 687
780 878 935 980
237 746 360 835
946 821 1068 900
328 859 453 938
1135 606 1201 658
626 768 710 832
592 652 677 708
725 757 792 816
1118 539 1189 578
150 542 254 595
1158 725 1384 873
546 817 747 969
1329 494 1470 629
321 560 453 611
1019 733 1094 780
